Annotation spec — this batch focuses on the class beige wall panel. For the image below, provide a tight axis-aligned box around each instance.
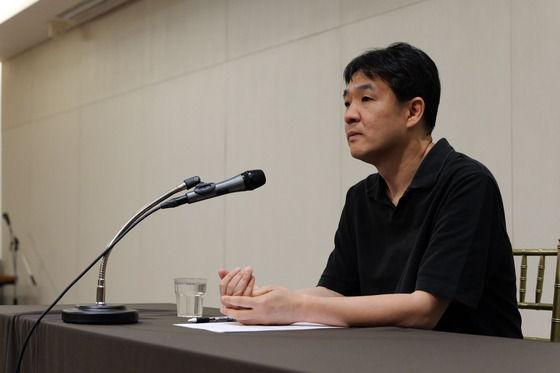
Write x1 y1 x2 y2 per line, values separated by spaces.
74 0 227 115
511 0 560 339
77 90 147 304
143 0 227 83
224 31 342 289
1 54 36 129
511 0 560 247
226 0 339 59
1 124 33 303
140 66 227 307
340 0 424 24
1 111 80 305
29 111 81 304
27 38 85 124
76 7 151 109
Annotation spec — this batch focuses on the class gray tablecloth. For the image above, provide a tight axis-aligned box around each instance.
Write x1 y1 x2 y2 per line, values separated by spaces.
2 303 560 372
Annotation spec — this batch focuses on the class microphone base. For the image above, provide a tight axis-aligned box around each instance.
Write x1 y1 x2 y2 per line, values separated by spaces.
62 304 139 324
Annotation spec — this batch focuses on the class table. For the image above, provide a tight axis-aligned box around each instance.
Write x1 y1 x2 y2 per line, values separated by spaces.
2 303 560 373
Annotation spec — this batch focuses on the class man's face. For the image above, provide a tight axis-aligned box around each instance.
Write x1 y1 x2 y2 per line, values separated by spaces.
343 72 410 165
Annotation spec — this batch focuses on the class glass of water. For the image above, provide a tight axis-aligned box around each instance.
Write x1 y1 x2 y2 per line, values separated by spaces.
174 278 207 317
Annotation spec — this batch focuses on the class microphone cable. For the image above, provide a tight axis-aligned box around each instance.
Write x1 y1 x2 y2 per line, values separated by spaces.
15 206 161 373
14 170 264 371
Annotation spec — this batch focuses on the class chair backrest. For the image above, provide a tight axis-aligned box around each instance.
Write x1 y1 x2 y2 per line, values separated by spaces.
513 239 560 342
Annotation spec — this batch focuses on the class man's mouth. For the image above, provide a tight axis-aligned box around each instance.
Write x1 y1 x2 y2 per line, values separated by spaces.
347 131 362 141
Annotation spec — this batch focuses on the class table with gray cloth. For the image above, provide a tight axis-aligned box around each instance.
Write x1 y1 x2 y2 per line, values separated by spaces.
2 303 560 372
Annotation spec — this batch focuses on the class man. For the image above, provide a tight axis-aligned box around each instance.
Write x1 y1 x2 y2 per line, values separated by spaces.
219 42 522 338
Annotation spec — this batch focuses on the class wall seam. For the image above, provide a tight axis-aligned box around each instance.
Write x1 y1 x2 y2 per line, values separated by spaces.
509 0 515 245
223 1 229 271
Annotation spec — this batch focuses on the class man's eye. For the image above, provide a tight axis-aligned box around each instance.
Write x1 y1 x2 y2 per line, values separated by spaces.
362 97 372 102
344 101 350 107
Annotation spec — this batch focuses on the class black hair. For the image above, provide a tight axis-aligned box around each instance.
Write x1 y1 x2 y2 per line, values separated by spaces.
343 42 440 134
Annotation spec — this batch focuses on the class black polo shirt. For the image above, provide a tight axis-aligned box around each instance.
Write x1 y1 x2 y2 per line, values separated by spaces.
318 138 522 338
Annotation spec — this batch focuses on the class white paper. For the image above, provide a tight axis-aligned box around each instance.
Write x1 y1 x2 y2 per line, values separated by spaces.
174 321 342 333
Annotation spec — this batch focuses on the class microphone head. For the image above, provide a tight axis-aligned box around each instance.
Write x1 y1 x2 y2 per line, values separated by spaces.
2 213 9 224
242 170 266 190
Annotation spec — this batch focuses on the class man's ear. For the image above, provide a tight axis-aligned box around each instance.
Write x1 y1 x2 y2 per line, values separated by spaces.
406 97 425 129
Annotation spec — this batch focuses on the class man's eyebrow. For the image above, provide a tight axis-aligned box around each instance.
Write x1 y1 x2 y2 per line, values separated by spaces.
342 83 376 98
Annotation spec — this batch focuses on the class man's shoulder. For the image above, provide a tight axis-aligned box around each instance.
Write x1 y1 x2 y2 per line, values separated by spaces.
431 139 495 180
442 149 495 181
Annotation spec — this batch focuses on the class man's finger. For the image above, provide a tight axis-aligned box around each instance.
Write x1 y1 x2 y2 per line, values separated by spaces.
243 276 256 296
219 267 241 295
252 284 275 297
218 269 229 280
220 306 260 325
232 267 253 295
222 295 257 309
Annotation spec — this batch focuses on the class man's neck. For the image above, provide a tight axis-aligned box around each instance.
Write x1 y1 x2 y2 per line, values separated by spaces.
377 137 434 206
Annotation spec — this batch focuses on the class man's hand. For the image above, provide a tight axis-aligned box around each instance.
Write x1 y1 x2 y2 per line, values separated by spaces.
218 267 256 309
220 285 303 325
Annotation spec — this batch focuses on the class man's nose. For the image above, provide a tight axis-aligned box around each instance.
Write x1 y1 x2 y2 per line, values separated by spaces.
344 105 360 124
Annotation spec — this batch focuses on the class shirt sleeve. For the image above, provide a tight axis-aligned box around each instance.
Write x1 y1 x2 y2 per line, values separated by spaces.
415 170 509 308
317 187 362 296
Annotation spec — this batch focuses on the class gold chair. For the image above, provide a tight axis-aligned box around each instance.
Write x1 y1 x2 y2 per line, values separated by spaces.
513 239 560 342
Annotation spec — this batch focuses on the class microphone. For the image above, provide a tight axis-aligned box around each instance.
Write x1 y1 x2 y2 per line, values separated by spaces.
60 169 265 325
18 169 263 372
161 170 266 209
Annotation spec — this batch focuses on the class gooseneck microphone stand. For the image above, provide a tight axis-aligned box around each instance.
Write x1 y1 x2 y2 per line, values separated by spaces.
16 169 266 373
61 176 202 324
15 175 202 373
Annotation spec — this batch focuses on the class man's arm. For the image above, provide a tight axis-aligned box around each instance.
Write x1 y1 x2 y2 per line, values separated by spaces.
295 286 343 297
221 286 451 329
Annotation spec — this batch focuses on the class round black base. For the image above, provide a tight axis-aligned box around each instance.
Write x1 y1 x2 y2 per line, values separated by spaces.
62 304 139 324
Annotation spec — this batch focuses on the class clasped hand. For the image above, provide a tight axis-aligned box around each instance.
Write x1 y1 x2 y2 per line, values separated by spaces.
218 267 301 325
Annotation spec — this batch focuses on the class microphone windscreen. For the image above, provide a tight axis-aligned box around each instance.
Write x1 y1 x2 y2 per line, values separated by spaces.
243 170 266 190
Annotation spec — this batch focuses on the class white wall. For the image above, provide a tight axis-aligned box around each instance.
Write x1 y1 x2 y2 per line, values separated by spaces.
2 0 559 339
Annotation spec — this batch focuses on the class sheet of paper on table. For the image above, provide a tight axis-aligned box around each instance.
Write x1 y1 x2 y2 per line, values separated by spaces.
174 321 343 333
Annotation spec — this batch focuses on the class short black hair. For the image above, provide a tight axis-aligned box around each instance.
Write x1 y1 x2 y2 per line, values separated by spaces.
343 42 440 134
